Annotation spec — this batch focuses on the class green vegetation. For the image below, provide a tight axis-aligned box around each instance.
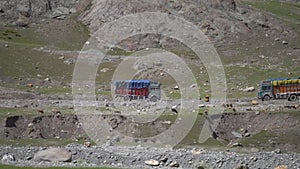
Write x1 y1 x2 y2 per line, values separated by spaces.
243 0 300 48
0 138 82 147
0 164 118 169
240 130 300 153
0 107 75 118
244 0 300 28
106 47 134 56
178 115 224 148
0 108 38 117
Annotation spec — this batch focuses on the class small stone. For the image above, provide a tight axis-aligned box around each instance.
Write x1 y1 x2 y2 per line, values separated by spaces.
232 142 242 147
173 85 179 90
2 154 15 163
70 8 77 13
198 104 205 108
242 87 255 92
191 149 201 155
16 15 30 27
37 109 44 114
282 40 288 45
232 131 243 138
251 100 259 105
244 133 251 137
169 161 179 167
59 56 65 60
26 83 33 87
64 58 75 65
44 77 51 82
159 157 168 163
162 121 172 125
25 156 32 160
4 44 9 48
190 83 197 88
246 108 252 111
27 122 34 128
145 159 160 166
100 68 110 73
273 148 281 154
84 141 91 147
274 165 288 169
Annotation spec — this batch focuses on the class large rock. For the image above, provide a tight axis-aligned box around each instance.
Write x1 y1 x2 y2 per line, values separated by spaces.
0 0 79 23
1 154 15 163
34 147 72 162
145 159 160 166
274 165 288 169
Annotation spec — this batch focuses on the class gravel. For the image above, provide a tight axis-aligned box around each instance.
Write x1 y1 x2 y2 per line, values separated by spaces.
1 144 299 169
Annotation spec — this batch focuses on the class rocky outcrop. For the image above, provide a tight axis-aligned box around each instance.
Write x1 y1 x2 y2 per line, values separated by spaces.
0 0 82 25
34 147 72 162
79 0 288 50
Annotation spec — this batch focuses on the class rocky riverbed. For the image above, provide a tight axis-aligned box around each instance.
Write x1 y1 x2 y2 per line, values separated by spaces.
1 144 299 169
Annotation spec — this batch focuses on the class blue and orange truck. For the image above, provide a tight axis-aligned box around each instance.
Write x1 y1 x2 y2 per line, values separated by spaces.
258 77 300 101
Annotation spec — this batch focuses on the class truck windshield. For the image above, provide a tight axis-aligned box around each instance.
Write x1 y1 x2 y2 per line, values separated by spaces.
261 85 271 91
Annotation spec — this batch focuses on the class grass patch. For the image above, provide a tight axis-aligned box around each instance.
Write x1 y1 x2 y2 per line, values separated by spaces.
244 0 300 27
0 138 81 147
0 107 76 118
37 87 72 94
0 108 37 117
106 47 134 56
0 27 45 47
240 130 300 153
177 115 225 148
243 0 300 48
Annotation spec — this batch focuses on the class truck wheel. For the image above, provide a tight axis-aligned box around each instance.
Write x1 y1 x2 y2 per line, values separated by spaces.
289 95 298 101
262 95 271 101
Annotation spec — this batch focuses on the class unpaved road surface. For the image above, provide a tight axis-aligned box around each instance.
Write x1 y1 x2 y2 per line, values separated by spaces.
1 144 300 169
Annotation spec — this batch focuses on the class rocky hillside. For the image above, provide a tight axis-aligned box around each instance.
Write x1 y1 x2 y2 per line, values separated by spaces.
80 0 292 47
0 0 295 46
0 0 90 26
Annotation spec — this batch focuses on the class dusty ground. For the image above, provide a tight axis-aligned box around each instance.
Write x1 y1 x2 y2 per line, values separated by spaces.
0 0 300 168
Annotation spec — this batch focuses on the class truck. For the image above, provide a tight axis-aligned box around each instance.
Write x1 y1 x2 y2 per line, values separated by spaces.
258 77 300 101
114 80 161 101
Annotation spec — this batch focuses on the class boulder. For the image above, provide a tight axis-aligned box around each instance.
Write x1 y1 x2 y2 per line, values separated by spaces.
34 148 72 162
169 161 179 167
16 15 30 27
274 165 288 169
251 100 259 105
145 159 160 166
231 131 243 138
1 154 15 163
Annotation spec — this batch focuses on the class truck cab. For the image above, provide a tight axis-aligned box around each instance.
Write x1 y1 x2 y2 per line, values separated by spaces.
258 80 273 101
149 81 161 102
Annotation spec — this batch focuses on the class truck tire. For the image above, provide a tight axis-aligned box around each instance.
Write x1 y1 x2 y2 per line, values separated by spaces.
289 95 298 101
262 95 271 101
